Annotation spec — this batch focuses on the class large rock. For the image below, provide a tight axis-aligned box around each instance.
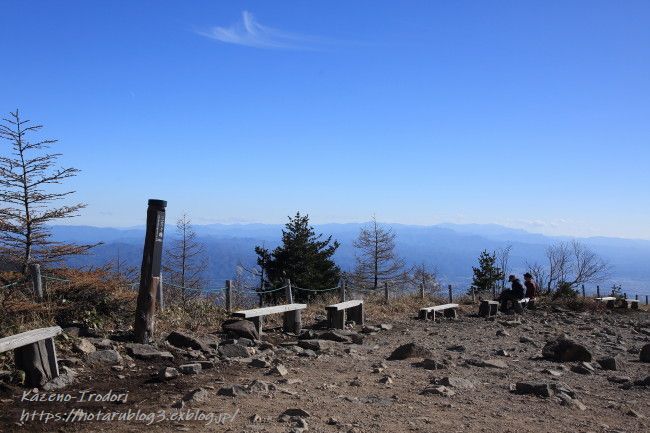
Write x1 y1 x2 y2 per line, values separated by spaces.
421 385 455 397
222 319 259 340
86 350 122 366
218 344 251 359
467 358 507 369
166 331 211 352
515 382 553 398
433 376 475 390
73 339 96 355
597 356 622 371
298 339 336 352
542 337 592 362
387 343 432 360
640 344 650 363
125 344 174 360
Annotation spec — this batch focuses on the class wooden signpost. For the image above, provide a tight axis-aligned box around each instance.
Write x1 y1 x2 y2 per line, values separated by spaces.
134 199 167 344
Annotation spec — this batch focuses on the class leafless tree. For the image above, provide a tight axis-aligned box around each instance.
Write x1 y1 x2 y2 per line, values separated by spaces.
0 110 96 273
529 240 609 292
163 213 208 302
495 244 512 291
409 262 440 295
352 216 405 289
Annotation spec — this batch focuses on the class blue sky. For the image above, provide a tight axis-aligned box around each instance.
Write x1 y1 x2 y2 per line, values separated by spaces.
1 1 649 239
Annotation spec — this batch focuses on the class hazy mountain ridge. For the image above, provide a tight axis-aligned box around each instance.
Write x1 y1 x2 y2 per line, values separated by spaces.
51 223 650 294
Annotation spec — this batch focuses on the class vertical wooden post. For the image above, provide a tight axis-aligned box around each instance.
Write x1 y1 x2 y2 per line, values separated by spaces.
286 279 293 304
596 285 600 297
339 279 346 303
635 294 638 301
384 281 389 304
134 199 166 344
448 284 453 303
29 263 43 301
133 276 159 344
225 280 233 313
646 295 648 305
420 283 425 300
471 286 476 303
581 284 585 298
624 292 627 300
157 274 164 311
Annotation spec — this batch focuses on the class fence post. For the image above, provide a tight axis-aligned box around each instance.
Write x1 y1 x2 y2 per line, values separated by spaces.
134 199 166 344
286 279 293 303
448 284 453 303
635 294 638 301
624 292 627 300
29 263 43 301
384 281 389 304
581 284 585 298
596 285 600 297
157 274 164 311
339 279 346 303
225 280 232 313
646 295 648 305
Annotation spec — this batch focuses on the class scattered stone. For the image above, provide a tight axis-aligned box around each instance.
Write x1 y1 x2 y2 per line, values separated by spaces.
379 375 393 384
433 376 475 390
416 358 449 370
270 364 289 377
515 382 553 398
86 350 122 366
361 325 380 334
597 356 621 371
237 338 256 347
495 349 510 357
607 375 631 384
625 408 643 418
73 339 96 355
166 331 211 352
222 319 259 340
218 385 249 397
379 324 393 331
178 363 202 375
280 408 311 418
125 344 174 360
218 344 251 359
158 367 179 380
250 358 271 368
542 337 592 362
248 380 270 394
542 369 563 377
183 388 210 403
496 330 510 337
633 376 650 386
639 343 650 363
298 339 336 352
421 385 455 397
197 360 214 370
446 344 466 352
58 357 82 367
388 343 432 360
468 358 507 369
519 336 535 344
571 362 595 375
557 392 586 410
42 367 77 391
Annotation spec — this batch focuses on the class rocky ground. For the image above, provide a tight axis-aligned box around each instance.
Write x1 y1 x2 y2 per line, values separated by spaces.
1 301 649 433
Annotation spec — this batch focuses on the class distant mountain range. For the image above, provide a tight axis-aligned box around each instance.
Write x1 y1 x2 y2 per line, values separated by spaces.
50 222 650 296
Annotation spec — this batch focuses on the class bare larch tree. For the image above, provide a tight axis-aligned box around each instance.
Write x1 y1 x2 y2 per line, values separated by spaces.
163 213 208 302
0 110 94 273
353 216 405 289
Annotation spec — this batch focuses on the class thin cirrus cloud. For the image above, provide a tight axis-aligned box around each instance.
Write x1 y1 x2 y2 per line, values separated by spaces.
196 11 329 50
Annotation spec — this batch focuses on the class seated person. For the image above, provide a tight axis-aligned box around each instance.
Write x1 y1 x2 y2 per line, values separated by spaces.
498 275 525 311
524 272 538 299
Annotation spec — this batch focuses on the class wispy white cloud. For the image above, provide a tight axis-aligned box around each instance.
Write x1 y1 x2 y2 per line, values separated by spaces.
196 11 324 50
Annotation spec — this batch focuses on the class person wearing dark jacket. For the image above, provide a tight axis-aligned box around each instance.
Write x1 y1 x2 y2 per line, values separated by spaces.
498 275 525 311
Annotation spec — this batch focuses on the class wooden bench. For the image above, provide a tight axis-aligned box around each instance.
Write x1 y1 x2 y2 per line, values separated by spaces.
419 303 459 321
596 296 617 308
622 299 639 310
0 326 62 387
326 300 364 329
479 300 499 317
232 303 306 336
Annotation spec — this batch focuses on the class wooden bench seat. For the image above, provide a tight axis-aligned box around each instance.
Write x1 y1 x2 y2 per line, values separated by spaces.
622 299 639 310
232 303 306 335
596 297 618 308
0 326 62 387
419 303 459 321
325 300 364 329
479 300 499 317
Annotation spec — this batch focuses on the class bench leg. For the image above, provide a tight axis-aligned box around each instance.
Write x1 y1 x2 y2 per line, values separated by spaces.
631 302 638 310
443 308 457 319
335 310 345 329
283 310 302 334
14 339 57 387
252 316 264 337
355 304 364 326
419 310 428 321
44 337 59 377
